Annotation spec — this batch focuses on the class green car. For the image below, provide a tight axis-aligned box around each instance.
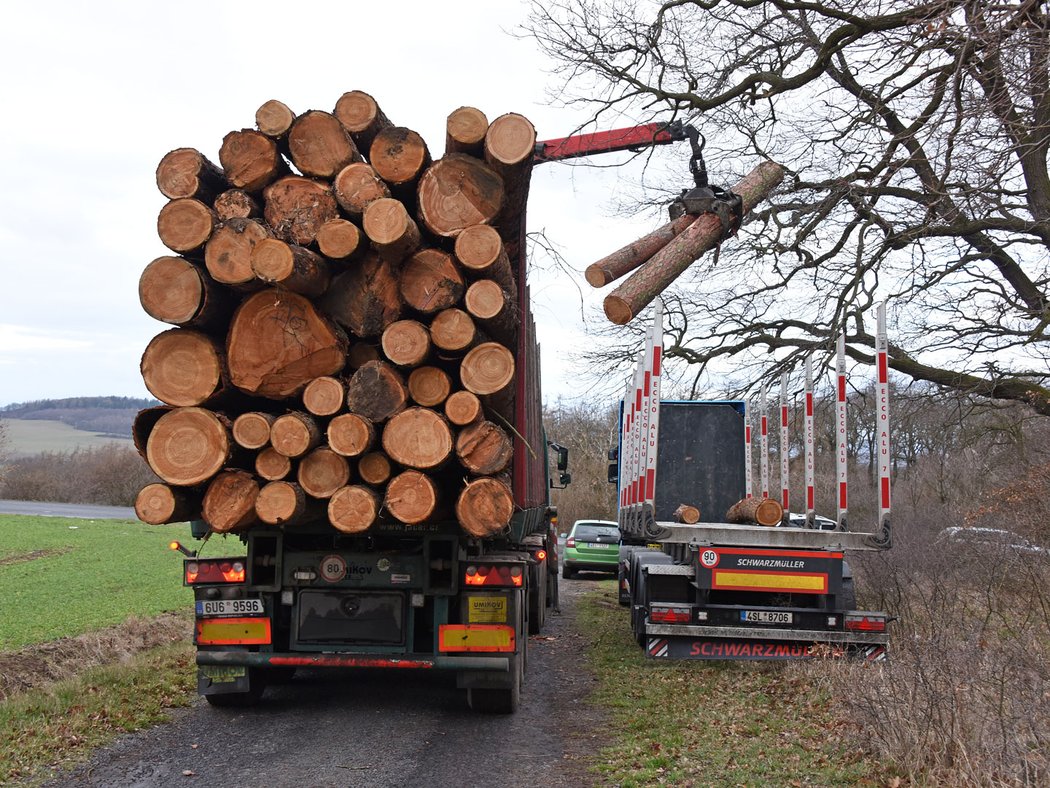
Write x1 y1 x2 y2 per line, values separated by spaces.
561 520 621 578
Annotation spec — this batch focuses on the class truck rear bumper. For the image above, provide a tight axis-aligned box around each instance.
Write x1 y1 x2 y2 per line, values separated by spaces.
196 650 511 672
644 624 888 661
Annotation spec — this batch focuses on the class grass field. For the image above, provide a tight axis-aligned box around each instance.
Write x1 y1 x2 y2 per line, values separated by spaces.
2 419 133 458
0 515 196 649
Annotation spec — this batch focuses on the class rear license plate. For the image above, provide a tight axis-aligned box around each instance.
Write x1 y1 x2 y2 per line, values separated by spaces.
741 610 793 625
199 665 246 684
196 598 264 617
587 542 611 549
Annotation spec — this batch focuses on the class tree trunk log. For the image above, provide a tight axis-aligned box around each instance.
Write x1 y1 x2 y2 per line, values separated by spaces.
288 110 362 179
334 90 393 153
328 484 380 534
399 248 464 314
454 224 514 291
139 256 230 330
214 189 260 220
255 99 296 139
455 420 513 475
604 162 787 324
327 412 375 457
135 483 201 525
416 154 504 238
140 328 224 407
445 106 488 156
444 390 482 426
202 470 260 533
250 238 330 297
725 496 784 527
369 126 431 190
346 360 408 422
314 218 362 261
132 406 171 460
156 148 226 202
263 176 339 246
204 218 272 288
381 407 453 470
456 476 514 537
256 481 318 526
484 113 535 235
297 447 351 499
673 504 701 524
429 308 476 354
357 451 392 486
464 280 516 346
320 251 402 338
362 197 422 263
384 470 439 525
407 366 452 407
157 198 216 255
585 213 696 287
146 407 232 486
226 289 347 398
219 129 288 192
380 319 431 368
332 162 391 219
255 446 292 481
270 411 322 458
302 376 345 417
460 342 515 396
232 411 275 449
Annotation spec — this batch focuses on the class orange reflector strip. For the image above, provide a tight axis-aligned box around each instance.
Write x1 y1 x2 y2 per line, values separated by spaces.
712 570 828 593
438 624 515 653
195 617 271 645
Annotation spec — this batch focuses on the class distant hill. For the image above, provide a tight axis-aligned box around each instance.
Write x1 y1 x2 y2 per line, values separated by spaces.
1 397 158 438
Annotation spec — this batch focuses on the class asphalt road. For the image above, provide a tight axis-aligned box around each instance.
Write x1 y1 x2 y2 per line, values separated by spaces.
0 499 136 521
38 580 609 788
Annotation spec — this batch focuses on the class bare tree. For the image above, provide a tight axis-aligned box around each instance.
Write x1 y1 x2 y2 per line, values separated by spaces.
526 0 1050 412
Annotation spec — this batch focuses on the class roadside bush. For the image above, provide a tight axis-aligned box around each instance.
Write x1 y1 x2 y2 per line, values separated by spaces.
0 446 159 506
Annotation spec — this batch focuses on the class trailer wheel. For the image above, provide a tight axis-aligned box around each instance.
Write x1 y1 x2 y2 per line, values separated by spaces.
528 562 546 634
562 564 576 579
467 655 521 714
617 560 631 607
204 668 266 707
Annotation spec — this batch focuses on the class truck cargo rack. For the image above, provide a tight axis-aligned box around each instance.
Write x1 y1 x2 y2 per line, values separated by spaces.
658 522 890 551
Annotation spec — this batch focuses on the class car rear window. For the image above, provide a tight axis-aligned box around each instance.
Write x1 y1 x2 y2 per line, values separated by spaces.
574 524 620 541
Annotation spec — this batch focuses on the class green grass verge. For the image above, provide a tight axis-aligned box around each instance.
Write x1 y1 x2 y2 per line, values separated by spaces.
577 582 883 787
0 515 202 648
0 640 196 785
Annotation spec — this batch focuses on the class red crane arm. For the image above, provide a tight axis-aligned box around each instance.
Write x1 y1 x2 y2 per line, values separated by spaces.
532 121 685 164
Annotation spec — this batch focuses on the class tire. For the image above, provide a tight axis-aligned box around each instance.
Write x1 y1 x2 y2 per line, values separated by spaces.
528 563 546 634
263 665 297 684
617 561 631 607
562 564 576 580
203 669 266 707
467 654 521 714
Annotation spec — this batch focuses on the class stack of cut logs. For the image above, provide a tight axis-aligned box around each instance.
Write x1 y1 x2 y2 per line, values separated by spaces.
133 92 538 539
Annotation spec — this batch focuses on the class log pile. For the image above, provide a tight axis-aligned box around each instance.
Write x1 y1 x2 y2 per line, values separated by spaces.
135 92 537 539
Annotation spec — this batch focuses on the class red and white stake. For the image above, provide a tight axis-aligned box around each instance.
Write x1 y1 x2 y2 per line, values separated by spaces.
876 303 891 535
836 334 848 530
780 372 789 517
744 403 753 499
643 301 663 508
759 385 769 499
804 355 815 527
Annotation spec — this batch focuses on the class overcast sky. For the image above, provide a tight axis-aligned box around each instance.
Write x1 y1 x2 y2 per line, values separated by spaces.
0 0 664 408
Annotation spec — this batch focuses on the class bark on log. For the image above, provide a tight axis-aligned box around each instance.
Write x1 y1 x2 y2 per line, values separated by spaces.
455 420 513 475
673 504 701 524
334 90 393 153
585 213 696 287
725 496 784 527
214 189 260 220
202 470 260 533
445 106 489 156
348 341 380 369
381 407 453 470
204 218 272 288
464 280 516 345
297 447 351 499
226 289 347 398
145 407 232 486
604 162 787 324
157 198 216 255
407 366 452 407
132 406 171 460
380 319 431 368
256 481 318 526
460 342 515 396
255 446 292 481
140 328 224 407
362 197 422 262
484 113 535 233
357 451 392 486
232 411 275 450
302 376 345 417
288 110 362 178
454 224 514 291
255 99 296 139
369 126 431 189
320 251 402 338
328 484 380 534
139 256 230 330
263 176 339 246
456 476 514 537
384 470 439 525
327 412 375 457
219 129 288 192
135 483 201 525
332 162 391 219
416 154 504 238
270 411 322 458
250 238 330 297
444 390 482 426
399 248 464 314
429 308 476 354
156 148 226 202
314 218 362 261
346 360 408 422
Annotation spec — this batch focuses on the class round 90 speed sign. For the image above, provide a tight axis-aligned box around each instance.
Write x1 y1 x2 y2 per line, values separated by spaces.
699 549 719 568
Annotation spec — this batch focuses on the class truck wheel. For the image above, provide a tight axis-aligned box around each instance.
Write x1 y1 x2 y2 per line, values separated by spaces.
204 669 266 707
562 564 575 580
617 561 631 607
528 563 546 634
467 656 521 714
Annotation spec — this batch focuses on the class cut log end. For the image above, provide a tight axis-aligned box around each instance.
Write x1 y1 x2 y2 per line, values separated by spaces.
297 447 350 499
484 113 537 168
456 477 514 537
270 412 322 458
327 413 375 458
381 320 431 368
232 412 275 450
726 496 784 527
145 407 230 486
381 407 453 470
140 329 222 407
460 342 515 395
328 485 380 534
407 366 452 408
384 470 439 525
444 390 482 426
585 264 612 288
135 483 196 525
157 199 215 254
302 376 346 416
357 451 392 486
673 504 701 524
255 447 292 481
202 470 260 533
445 106 489 155
255 99 296 138
603 295 634 325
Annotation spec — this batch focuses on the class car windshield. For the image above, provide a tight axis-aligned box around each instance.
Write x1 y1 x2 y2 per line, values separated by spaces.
574 524 620 541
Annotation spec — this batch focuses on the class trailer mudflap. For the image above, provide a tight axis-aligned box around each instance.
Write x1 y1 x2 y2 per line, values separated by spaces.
644 625 888 661
195 649 510 672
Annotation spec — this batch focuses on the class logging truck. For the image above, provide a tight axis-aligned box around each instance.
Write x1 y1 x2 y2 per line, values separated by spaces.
612 303 892 660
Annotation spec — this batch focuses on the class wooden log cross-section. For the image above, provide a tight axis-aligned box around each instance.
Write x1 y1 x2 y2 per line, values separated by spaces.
725 496 784 527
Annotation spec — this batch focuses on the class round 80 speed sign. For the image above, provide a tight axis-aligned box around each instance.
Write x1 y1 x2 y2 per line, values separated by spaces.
320 554 347 582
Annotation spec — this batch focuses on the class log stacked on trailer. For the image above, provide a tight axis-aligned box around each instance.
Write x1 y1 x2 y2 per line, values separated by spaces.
135 92 539 540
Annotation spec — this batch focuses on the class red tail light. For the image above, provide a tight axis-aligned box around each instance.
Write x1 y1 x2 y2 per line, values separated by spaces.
464 563 524 587
535 549 547 562
650 605 691 623
185 558 246 585
566 537 575 548
845 614 887 632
